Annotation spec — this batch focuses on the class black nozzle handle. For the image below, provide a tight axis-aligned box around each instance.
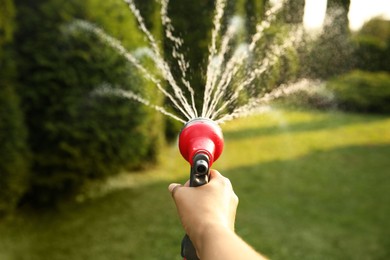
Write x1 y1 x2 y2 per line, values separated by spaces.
181 234 198 260
181 153 210 260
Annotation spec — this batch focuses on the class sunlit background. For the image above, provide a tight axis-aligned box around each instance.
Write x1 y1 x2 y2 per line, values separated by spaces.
304 0 390 30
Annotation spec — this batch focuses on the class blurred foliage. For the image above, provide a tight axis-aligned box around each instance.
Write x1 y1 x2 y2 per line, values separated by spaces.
245 0 267 38
358 16 390 44
305 0 353 79
257 25 301 90
282 0 305 24
0 0 15 46
163 0 214 114
0 0 30 216
13 0 163 205
228 0 302 108
327 70 390 114
328 18 390 115
326 0 351 31
352 17 390 72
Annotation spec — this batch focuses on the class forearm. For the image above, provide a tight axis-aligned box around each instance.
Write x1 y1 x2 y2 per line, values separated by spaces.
196 224 268 260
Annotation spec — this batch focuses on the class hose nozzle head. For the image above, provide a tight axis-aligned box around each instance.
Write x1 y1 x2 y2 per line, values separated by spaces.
178 118 224 167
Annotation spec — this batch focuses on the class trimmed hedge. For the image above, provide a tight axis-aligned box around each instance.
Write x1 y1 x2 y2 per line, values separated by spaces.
327 70 390 114
14 0 163 204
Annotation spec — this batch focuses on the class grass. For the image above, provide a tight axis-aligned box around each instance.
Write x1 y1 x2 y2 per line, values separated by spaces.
1 108 390 260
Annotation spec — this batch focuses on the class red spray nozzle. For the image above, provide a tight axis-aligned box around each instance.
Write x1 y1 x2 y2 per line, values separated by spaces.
178 118 224 167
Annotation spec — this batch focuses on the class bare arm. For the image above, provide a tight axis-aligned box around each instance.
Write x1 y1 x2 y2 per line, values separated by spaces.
197 223 267 260
169 170 268 260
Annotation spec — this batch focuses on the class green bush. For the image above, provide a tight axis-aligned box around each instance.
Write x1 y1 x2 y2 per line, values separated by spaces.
14 0 163 205
353 36 388 72
358 17 390 45
352 18 390 72
327 70 390 114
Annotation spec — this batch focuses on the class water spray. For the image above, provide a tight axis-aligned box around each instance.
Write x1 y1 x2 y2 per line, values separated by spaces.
178 118 224 260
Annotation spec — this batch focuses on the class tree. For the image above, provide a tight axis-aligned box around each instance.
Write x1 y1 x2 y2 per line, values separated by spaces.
282 0 305 24
324 0 351 36
308 0 353 79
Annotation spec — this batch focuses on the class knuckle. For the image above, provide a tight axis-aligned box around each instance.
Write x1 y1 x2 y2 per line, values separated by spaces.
221 176 232 187
233 193 239 205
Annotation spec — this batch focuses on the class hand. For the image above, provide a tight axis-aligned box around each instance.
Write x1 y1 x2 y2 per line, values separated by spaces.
168 170 239 249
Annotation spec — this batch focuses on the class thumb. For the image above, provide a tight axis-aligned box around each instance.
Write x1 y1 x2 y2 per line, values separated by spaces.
168 183 183 198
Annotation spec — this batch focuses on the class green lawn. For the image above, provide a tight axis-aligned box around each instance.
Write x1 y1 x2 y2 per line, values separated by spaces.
1 109 390 260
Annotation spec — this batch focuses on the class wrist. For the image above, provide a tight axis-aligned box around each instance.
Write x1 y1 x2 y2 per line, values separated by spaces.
192 222 233 254
192 223 268 260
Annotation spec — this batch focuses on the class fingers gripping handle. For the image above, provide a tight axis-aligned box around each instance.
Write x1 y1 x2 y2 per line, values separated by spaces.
181 153 210 260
